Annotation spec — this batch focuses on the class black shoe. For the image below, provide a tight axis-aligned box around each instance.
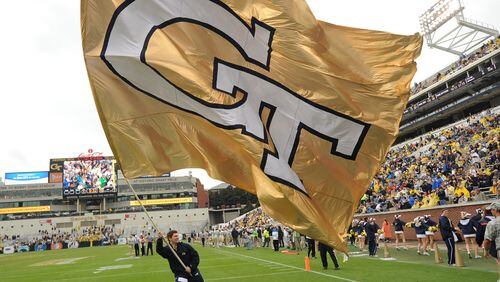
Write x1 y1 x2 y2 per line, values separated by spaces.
335 267 340 270
323 267 327 270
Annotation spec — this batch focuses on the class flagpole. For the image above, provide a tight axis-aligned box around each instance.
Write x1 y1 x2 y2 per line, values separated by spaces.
124 177 191 274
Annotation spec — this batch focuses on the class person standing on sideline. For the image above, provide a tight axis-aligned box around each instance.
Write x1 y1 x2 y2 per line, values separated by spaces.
306 235 316 258
231 227 239 247
477 208 495 256
146 232 154 256
356 220 366 252
256 226 262 248
318 242 340 270
278 226 284 248
410 217 428 255
271 226 280 251
393 215 407 250
484 201 500 264
134 234 140 257
382 218 392 242
201 231 207 247
140 234 146 256
423 215 437 254
157 230 204 282
458 212 480 259
292 230 302 251
263 228 270 248
365 218 380 256
439 209 458 266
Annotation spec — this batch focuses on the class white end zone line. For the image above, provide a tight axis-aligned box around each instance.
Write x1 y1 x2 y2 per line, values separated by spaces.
214 249 358 282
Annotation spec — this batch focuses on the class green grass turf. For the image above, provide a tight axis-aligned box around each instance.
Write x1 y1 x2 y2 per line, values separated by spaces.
0 243 496 282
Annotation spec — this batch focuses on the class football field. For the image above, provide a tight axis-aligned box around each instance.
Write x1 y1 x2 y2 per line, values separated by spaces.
0 244 497 281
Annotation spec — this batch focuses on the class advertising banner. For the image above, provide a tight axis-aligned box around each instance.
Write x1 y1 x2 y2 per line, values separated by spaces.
0 206 51 215
130 197 193 206
4 172 48 185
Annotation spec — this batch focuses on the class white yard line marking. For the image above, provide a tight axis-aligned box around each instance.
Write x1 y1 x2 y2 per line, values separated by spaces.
93 264 133 274
215 250 358 282
115 256 141 261
30 256 91 267
350 254 368 257
205 270 302 281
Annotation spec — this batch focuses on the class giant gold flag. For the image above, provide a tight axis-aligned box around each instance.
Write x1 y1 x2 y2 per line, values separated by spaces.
82 0 422 252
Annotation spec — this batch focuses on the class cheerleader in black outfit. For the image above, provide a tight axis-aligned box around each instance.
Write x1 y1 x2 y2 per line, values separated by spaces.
410 217 428 255
458 212 480 258
423 215 437 253
356 220 366 252
392 214 407 250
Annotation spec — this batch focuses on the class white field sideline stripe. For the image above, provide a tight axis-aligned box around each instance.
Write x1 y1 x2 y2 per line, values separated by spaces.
215 250 358 282
206 270 302 281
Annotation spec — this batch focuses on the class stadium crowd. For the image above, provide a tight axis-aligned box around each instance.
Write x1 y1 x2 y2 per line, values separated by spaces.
0 225 120 253
204 208 308 253
358 109 499 214
411 36 500 94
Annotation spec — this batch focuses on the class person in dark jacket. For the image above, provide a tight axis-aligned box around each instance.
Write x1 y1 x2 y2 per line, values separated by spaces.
392 214 407 250
471 209 483 226
278 226 284 248
439 209 457 265
318 242 340 270
365 218 380 256
477 209 495 255
306 236 316 258
458 212 480 258
348 222 355 246
157 230 204 282
231 228 240 247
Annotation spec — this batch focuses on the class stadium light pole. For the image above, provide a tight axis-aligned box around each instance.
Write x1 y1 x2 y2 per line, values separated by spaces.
419 0 498 55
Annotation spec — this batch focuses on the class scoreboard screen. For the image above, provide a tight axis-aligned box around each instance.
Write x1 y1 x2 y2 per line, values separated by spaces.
62 159 117 198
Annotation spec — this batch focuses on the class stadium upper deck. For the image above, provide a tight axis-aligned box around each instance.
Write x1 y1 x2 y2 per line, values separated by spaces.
397 38 500 143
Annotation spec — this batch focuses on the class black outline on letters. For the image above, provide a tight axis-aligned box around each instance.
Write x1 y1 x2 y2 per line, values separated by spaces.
100 0 371 196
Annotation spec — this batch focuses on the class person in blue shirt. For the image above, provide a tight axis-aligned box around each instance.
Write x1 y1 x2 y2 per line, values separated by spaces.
408 196 415 207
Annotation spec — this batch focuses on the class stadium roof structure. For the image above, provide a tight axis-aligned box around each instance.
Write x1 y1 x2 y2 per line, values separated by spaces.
419 0 499 56
209 183 232 190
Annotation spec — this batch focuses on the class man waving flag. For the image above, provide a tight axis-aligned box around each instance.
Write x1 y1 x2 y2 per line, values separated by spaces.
81 0 422 253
